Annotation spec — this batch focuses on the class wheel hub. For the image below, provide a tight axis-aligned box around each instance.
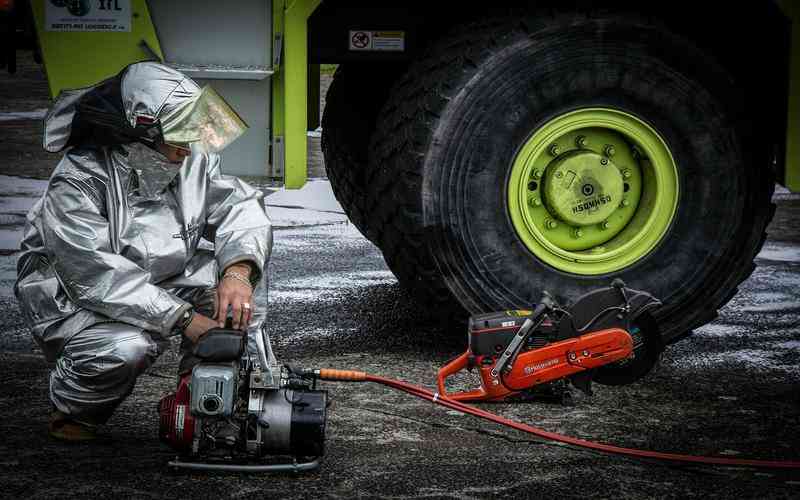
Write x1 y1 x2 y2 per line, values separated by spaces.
507 108 679 274
542 150 624 227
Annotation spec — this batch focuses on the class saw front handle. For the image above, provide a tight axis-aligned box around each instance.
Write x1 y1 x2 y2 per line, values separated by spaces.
436 352 515 402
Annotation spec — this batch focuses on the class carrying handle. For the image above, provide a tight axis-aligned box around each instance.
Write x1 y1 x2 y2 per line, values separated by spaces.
436 352 489 402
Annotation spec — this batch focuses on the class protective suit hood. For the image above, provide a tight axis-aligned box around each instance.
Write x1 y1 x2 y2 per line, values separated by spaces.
121 62 201 127
43 61 201 153
42 62 204 194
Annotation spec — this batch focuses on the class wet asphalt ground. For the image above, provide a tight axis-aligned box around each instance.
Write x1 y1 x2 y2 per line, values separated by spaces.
0 51 799 499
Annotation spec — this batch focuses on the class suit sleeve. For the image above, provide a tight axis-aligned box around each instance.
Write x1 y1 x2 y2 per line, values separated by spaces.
41 176 191 335
203 156 272 286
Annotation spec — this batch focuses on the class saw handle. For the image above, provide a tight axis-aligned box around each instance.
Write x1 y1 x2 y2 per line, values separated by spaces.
436 352 491 402
526 293 555 325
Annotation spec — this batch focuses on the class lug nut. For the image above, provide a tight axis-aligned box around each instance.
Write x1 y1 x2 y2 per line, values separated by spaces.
555 171 564 179
604 145 616 157
621 199 630 208
582 350 589 356
600 158 609 166
532 198 542 207
622 169 632 179
568 352 577 361
532 169 541 179
600 220 610 230
549 144 561 157
575 136 587 149
546 219 558 230
572 228 583 238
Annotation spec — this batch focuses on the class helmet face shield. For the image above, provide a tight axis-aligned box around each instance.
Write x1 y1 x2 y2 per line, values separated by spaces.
160 85 248 153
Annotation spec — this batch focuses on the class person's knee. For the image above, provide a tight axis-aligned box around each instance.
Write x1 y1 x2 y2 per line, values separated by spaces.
111 334 158 379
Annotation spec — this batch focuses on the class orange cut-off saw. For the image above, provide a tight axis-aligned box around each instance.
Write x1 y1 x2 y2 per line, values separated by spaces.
437 280 663 402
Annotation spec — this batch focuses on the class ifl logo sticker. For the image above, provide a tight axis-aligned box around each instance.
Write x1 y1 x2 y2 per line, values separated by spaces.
46 0 130 32
50 0 90 17
50 0 123 18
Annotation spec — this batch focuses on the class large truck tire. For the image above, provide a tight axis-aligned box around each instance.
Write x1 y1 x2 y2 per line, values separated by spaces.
322 64 400 239
366 13 775 378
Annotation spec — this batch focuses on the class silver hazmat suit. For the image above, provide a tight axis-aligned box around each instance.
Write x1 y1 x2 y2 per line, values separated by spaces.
14 62 272 424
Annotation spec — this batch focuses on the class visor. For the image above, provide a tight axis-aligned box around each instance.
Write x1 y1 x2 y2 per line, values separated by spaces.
160 85 248 153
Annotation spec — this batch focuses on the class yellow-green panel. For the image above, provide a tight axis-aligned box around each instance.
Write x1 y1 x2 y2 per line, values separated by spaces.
778 0 800 192
31 0 163 98
272 0 285 141
272 0 321 189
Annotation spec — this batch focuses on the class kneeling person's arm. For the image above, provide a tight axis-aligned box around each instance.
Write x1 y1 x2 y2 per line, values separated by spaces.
41 177 191 336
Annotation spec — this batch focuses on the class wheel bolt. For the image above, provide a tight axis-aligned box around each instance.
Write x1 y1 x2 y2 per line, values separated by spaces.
600 220 610 230
546 219 558 230
549 144 561 157
572 228 583 238
622 169 632 179
621 199 630 208
604 145 616 157
575 136 587 149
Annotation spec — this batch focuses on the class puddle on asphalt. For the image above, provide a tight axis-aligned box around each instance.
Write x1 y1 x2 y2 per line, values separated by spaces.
0 255 18 298
274 326 340 344
679 348 800 376
694 322 741 337
0 109 47 121
739 300 800 313
0 175 48 196
270 270 396 303
773 340 800 350
757 242 800 263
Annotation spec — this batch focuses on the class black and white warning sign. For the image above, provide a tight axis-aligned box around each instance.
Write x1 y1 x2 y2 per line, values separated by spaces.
46 0 131 32
349 31 406 52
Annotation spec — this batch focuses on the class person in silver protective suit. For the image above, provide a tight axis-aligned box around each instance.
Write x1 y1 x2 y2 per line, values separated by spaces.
13 62 272 441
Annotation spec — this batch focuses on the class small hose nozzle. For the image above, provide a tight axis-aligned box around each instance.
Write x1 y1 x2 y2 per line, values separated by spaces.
316 369 367 381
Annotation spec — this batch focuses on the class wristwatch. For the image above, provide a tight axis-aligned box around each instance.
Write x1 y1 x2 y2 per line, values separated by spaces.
173 308 195 336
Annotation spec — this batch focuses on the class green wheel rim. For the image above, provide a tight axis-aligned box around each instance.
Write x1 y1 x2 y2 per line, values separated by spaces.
508 108 679 275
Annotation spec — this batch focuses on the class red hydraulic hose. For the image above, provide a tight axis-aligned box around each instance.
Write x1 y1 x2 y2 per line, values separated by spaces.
314 369 800 470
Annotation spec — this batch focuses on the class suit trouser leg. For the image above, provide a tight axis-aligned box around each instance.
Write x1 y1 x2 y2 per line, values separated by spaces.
49 322 167 424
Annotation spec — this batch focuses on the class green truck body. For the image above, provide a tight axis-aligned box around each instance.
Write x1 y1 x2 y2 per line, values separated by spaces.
27 1 800 190
23 0 800 383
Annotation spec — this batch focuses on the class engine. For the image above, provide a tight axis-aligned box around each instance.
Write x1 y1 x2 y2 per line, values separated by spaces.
158 329 327 471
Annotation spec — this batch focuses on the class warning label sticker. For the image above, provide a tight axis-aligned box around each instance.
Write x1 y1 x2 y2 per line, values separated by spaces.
349 31 405 52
